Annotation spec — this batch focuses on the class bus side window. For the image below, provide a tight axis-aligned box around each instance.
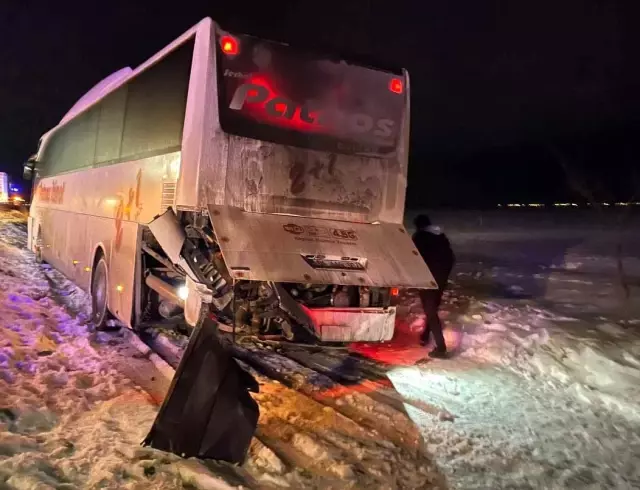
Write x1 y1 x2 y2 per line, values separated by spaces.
120 39 194 161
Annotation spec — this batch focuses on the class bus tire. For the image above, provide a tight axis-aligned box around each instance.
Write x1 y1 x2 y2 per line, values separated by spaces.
91 257 111 329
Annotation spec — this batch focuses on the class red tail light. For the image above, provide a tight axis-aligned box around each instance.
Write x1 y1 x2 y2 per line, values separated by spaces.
389 78 403 94
220 35 239 55
390 287 400 297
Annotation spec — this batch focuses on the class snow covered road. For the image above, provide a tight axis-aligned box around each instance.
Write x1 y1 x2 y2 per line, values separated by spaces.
0 211 445 489
1 209 640 489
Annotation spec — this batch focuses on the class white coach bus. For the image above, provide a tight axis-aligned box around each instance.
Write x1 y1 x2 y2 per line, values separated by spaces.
24 17 436 343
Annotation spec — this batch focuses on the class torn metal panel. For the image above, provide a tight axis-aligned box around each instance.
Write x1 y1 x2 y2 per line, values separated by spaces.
208 204 437 289
143 316 259 463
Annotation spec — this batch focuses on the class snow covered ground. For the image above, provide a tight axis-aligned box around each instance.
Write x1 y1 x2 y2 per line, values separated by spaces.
1 208 640 489
392 210 640 488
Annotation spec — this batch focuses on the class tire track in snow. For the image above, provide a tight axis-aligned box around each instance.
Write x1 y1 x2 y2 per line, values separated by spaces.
142 330 447 489
1 215 447 489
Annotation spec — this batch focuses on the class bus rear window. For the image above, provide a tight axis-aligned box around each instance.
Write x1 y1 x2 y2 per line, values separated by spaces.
216 30 406 158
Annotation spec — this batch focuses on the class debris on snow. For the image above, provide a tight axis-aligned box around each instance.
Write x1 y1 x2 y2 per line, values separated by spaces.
3 209 640 489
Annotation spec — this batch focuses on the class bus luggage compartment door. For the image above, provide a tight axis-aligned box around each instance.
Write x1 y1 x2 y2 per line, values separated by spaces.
207 204 437 289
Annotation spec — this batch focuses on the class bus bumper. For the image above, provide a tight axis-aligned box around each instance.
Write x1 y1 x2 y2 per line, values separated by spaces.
306 306 396 342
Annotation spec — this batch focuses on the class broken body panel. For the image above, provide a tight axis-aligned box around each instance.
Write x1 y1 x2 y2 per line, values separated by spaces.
175 20 435 341
27 18 435 343
24 16 436 464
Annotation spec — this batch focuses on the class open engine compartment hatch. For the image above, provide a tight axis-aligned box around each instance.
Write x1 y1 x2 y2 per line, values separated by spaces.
208 205 437 289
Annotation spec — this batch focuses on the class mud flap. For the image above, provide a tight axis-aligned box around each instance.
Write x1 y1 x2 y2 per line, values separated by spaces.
142 316 259 463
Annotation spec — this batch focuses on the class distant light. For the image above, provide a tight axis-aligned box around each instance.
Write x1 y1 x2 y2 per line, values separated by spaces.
116 284 124 293
220 35 239 55
10 187 19 192
389 78 403 94
72 260 79 265
178 285 189 301
84 266 91 272
390 287 400 297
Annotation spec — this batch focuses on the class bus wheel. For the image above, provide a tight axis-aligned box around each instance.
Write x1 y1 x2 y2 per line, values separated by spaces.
91 257 110 329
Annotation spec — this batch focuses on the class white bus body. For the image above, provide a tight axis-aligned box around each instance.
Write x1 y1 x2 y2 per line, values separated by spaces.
25 18 436 343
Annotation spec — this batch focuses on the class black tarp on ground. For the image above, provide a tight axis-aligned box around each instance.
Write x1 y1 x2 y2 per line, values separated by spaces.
142 316 259 463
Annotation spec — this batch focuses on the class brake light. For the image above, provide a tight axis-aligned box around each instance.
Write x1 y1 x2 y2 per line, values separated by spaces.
220 35 239 55
389 78 403 94
390 287 400 297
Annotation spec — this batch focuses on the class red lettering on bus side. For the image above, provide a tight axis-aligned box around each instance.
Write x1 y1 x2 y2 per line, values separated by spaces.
114 169 143 253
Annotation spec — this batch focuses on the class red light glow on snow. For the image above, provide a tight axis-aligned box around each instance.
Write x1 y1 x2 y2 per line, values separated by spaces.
348 316 462 366
320 378 394 399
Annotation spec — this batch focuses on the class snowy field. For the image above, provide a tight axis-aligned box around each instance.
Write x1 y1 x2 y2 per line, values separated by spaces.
1 208 640 489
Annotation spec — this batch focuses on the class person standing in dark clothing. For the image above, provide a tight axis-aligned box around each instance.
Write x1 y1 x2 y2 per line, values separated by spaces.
412 214 456 358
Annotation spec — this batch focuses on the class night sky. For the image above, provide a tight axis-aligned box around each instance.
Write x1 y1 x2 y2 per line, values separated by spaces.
1 0 638 207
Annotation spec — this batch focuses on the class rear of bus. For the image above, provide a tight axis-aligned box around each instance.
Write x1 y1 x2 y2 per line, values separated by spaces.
200 27 437 342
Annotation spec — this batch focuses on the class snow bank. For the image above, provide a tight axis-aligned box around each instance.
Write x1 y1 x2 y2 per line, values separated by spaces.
0 212 450 489
0 214 240 489
4 207 640 489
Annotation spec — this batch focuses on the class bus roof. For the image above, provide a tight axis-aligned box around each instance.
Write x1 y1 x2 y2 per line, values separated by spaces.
36 18 212 160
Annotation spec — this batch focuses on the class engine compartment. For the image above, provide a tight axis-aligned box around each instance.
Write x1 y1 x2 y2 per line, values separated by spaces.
140 210 395 343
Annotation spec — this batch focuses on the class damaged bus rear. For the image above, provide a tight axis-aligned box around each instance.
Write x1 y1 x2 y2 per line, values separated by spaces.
23 16 436 350
24 17 436 462
153 20 438 343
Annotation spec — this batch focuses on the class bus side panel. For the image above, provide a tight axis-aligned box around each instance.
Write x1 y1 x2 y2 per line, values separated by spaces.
175 15 215 211
27 215 34 253
30 152 176 327
35 206 137 327
66 212 89 285
40 208 65 276
38 208 91 288
106 220 138 327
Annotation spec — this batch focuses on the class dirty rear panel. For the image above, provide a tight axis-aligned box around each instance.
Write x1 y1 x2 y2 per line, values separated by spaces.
203 27 410 225
208 204 436 289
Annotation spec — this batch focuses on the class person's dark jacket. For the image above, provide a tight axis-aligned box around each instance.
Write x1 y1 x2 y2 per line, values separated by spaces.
412 226 456 290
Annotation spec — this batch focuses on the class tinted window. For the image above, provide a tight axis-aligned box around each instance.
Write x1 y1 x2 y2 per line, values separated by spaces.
95 87 127 164
41 106 99 176
121 40 193 160
40 39 194 176
216 31 405 157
